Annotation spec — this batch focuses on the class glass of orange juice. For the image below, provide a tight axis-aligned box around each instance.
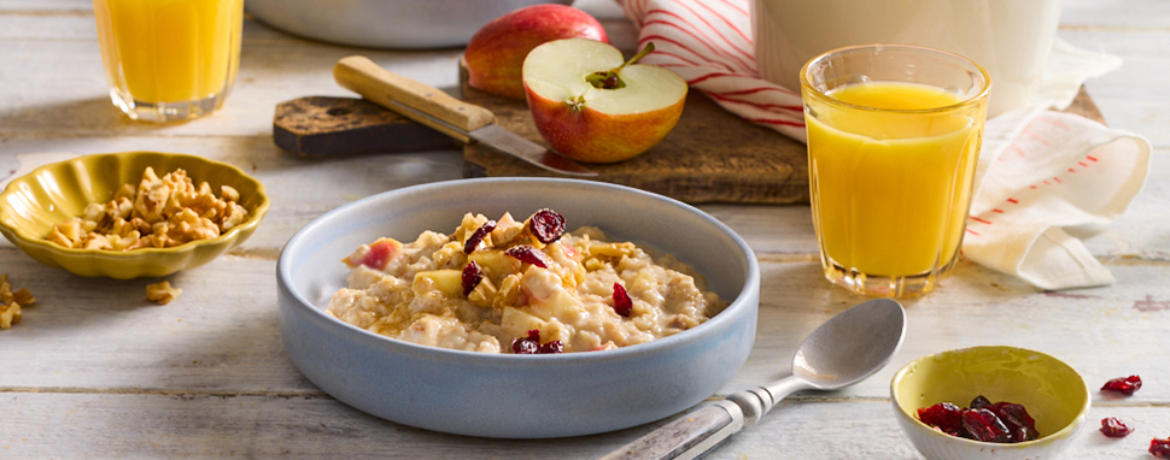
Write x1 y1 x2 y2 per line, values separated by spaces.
93 0 244 122
800 44 991 297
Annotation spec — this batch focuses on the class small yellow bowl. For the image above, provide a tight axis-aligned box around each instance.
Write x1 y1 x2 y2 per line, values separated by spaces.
890 346 1091 460
0 151 269 279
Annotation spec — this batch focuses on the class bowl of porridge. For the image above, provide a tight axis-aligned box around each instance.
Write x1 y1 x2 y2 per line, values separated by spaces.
277 178 759 438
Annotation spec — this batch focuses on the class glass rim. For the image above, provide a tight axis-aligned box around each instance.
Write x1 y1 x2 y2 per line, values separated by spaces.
799 43 992 115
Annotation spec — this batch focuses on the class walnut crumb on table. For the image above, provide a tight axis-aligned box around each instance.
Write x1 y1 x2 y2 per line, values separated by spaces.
0 273 36 330
146 281 182 305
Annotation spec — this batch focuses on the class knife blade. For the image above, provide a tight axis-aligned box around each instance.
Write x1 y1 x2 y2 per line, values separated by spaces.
333 55 597 177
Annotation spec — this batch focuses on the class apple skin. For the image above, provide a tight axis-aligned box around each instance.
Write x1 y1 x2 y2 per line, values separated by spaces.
526 89 686 163
465 5 608 100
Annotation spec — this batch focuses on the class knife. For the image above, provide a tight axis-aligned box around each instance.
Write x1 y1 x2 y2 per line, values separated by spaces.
333 55 597 177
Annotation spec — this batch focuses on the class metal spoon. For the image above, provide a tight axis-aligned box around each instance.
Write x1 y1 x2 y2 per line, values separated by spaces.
598 298 907 460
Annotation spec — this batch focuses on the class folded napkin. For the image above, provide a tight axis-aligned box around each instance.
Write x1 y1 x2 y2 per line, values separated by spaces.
619 0 1152 290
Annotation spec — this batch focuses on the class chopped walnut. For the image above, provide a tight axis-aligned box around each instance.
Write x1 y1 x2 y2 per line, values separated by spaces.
0 274 35 330
145 281 182 305
45 167 249 252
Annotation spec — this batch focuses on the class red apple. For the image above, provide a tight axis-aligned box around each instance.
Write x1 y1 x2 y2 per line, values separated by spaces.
464 4 608 100
522 39 687 163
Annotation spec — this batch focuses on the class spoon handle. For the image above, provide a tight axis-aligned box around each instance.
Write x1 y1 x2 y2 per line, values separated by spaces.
596 401 744 460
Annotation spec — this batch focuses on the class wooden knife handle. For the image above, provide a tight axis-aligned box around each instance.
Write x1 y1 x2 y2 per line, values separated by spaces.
333 55 495 143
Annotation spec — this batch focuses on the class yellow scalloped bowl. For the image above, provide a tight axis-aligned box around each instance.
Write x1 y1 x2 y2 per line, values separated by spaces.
0 151 269 279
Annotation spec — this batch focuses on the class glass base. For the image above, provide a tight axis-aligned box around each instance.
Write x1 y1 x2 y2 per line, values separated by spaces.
109 88 226 123
821 256 958 298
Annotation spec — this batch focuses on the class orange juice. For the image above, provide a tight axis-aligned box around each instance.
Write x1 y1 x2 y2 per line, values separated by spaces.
807 81 983 279
93 0 243 120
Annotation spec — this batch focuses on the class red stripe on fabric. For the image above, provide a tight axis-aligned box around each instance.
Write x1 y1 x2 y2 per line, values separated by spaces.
971 217 993 225
712 86 799 97
1022 129 1050 145
649 50 705 67
642 9 753 71
637 34 736 73
1043 180 1050 185
1087 155 1099 162
1010 145 1026 157
706 92 803 111
691 0 753 52
687 71 749 85
1030 185 1038 189
966 229 980 236
993 209 1005 213
1007 198 1019 204
1036 116 1071 130
1078 161 1088 167
746 117 806 127
1068 168 1076 173
1053 177 1063 184
715 0 749 17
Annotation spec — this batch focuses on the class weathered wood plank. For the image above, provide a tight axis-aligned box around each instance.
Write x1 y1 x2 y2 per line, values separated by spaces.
1 393 1166 459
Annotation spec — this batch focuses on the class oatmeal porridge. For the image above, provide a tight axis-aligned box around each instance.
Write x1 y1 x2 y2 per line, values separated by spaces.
326 209 726 354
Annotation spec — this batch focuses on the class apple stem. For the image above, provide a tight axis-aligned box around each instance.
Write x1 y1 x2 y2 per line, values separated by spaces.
585 42 657 90
617 42 656 73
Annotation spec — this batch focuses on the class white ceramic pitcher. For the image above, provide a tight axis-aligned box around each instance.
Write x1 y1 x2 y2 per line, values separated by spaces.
753 0 1062 117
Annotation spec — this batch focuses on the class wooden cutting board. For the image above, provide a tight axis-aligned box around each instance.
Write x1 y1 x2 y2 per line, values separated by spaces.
274 81 1104 204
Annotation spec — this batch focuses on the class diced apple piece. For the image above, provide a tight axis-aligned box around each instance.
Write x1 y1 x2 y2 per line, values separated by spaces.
343 237 403 270
412 269 464 299
501 307 547 338
467 277 497 309
469 249 522 284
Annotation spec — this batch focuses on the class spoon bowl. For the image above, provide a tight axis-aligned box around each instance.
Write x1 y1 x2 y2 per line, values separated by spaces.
792 298 907 389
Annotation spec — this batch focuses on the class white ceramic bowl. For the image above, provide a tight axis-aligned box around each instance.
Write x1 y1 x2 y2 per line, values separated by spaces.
247 0 573 49
276 178 760 438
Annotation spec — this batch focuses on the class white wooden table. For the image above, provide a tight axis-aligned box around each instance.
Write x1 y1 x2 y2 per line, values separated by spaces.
2 1 1168 458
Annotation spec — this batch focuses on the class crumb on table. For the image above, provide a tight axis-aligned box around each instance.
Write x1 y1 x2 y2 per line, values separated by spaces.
146 281 182 305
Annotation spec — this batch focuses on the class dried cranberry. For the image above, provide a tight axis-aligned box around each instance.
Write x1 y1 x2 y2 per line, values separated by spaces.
510 329 563 355
612 282 633 317
505 245 550 268
989 402 1039 442
463 220 497 254
1100 417 1134 438
462 260 484 297
511 329 542 354
970 395 992 410
1101 375 1142 395
1152 438 1170 457
529 209 566 244
538 340 564 354
962 408 1012 443
917 402 964 436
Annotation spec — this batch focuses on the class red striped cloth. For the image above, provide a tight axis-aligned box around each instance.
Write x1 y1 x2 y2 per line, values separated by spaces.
619 0 808 141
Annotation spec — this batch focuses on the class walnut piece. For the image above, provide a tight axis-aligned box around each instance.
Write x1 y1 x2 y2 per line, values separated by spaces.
0 274 34 330
146 281 182 305
45 167 249 252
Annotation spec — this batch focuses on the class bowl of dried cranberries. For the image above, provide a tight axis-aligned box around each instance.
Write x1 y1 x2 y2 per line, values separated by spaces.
890 346 1091 460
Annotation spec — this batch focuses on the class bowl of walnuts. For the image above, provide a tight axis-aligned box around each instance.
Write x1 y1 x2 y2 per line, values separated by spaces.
0 151 269 279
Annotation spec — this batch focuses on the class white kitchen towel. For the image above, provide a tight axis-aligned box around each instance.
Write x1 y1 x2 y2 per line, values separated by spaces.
619 0 1152 290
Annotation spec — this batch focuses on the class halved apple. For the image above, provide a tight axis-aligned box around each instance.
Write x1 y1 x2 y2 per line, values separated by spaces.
522 39 688 163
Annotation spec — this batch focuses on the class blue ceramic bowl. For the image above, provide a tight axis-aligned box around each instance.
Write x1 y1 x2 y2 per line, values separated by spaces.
276 178 760 438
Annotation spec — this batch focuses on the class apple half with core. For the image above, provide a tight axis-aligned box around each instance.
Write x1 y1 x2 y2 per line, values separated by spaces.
522 39 687 163
464 4 608 100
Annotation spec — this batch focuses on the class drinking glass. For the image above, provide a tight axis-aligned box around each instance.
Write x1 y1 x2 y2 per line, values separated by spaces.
93 0 244 122
801 44 991 297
